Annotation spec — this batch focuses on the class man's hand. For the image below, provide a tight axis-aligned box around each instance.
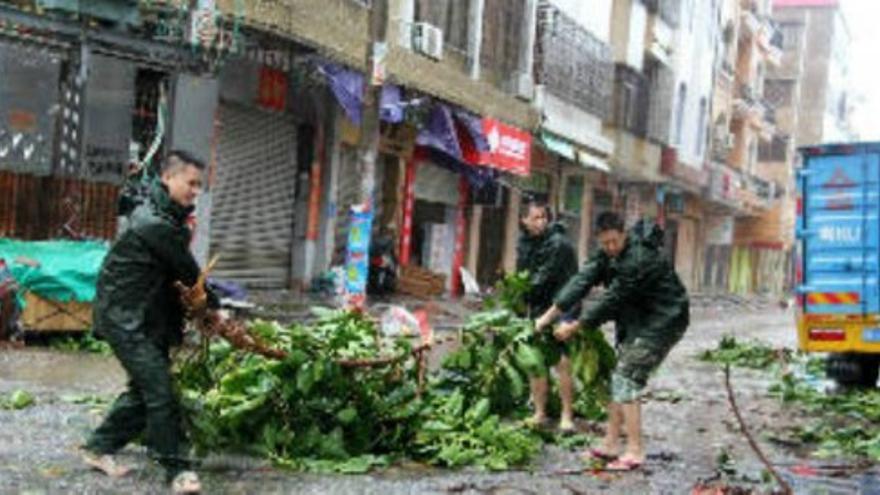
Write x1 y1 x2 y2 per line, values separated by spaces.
553 320 580 342
535 305 561 333
174 281 208 315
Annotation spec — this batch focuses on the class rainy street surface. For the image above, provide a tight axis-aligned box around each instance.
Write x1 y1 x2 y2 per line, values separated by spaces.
1 297 877 494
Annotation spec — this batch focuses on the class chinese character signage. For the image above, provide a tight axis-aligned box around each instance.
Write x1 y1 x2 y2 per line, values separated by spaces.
478 118 531 176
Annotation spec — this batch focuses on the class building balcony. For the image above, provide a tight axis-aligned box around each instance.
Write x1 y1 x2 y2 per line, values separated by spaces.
758 101 776 140
737 176 773 214
733 84 766 129
715 61 735 94
757 18 783 66
707 164 745 212
535 1 613 119
740 9 761 39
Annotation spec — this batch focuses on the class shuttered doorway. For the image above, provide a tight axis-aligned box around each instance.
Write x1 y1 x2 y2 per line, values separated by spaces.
210 103 298 288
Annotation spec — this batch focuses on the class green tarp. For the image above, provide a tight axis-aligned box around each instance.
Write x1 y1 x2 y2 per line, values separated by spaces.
0 239 109 303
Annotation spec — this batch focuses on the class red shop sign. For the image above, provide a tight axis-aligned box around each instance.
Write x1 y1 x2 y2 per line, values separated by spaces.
479 118 531 176
258 66 288 111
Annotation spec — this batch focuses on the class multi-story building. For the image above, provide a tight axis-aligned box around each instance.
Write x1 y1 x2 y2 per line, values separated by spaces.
702 0 787 294
0 0 543 294
769 0 854 147
524 0 614 265
606 0 717 291
658 0 723 291
724 0 854 295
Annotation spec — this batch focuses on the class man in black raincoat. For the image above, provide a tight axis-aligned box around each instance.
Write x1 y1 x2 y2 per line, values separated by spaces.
516 200 579 431
81 150 217 493
536 212 689 470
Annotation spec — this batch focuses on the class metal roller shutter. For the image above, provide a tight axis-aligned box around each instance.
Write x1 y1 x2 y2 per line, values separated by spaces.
210 103 298 288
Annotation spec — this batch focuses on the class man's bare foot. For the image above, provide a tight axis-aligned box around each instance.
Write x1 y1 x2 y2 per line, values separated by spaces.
81 449 131 478
558 416 575 433
524 413 549 428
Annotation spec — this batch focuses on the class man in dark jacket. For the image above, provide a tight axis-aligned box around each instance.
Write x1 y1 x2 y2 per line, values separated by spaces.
81 150 216 493
536 212 689 470
516 200 579 431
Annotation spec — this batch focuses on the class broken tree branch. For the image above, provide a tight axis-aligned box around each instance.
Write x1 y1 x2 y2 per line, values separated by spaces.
724 364 792 495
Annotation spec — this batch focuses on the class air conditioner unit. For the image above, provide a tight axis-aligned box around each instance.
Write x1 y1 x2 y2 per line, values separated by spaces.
411 22 444 61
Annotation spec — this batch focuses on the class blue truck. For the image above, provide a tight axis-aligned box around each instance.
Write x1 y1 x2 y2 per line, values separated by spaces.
796 142 880 387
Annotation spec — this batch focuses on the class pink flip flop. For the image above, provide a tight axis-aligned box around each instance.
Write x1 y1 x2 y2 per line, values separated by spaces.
581 448 617 462
605 457 643 471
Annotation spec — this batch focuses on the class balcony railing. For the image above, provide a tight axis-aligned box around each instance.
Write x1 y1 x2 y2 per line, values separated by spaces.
535 0 613 119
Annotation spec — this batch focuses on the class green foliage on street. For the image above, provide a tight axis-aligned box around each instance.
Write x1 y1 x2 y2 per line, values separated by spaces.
174 273 616 472
699 335 791 370
770 365 880 461
700 336 880 461
50 333 113 355
0 389 36 410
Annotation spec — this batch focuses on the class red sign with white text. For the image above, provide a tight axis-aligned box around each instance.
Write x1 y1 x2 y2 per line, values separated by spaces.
479 118 531 176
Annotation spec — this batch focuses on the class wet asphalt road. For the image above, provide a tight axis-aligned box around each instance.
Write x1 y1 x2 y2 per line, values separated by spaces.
1 301 876 494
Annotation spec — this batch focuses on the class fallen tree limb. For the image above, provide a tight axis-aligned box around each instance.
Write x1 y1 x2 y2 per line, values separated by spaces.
724 364 792 495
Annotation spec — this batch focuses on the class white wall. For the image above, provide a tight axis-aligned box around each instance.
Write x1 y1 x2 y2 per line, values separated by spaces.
627 1 647 70
672 0 719 168
549 0 613 42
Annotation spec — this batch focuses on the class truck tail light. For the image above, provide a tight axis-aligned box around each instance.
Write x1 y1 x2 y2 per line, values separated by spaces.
808 328 845 341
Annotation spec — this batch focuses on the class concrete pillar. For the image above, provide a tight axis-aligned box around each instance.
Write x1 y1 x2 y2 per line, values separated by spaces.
519 0 539 81
579 176 593 263
396 0 415 48
466 205 483 275
503 188 522 272
467 0 485 79
168 74 219 268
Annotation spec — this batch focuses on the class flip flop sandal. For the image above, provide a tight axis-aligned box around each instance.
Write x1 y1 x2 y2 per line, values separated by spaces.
605 457 643 471
581 448 617 462
171 470 202 494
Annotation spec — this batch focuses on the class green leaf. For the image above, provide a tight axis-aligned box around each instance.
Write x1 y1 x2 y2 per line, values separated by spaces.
8 390 35 409
466 398 491 423
501 360 525 398
421 420 454 432
296 364 316 394
514 343 547 378
336 407 357 424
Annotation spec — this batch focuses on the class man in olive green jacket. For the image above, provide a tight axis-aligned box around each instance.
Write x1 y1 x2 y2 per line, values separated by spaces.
82 151 217 493
536 212 689 470
516 200 579 431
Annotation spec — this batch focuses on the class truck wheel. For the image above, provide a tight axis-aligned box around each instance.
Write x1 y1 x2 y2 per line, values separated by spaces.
826 353 879 388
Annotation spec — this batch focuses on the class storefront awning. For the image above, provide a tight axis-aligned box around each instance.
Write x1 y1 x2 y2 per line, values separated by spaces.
319 62 405 125
576 149 611 173
540 132 576 162
540 132 610 173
